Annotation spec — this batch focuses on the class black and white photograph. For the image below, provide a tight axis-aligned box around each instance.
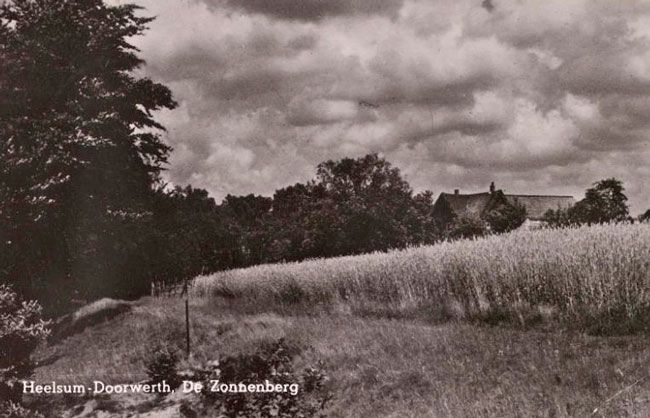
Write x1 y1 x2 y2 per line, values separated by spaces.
2 0 650 416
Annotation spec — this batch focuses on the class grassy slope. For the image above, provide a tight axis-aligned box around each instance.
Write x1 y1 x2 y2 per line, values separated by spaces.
34 297 650 417
30 224 650 417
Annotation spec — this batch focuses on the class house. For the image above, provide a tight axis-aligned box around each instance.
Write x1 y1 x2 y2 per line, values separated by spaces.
432 182 575 228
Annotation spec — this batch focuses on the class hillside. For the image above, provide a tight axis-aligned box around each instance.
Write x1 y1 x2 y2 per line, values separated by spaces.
29 298 650 417
27 223 650 417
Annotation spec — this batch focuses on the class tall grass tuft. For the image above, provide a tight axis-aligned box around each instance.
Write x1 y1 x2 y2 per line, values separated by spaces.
193 223 650 334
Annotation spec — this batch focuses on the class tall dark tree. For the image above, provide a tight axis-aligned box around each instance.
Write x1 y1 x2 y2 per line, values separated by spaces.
405 190 439 244
568 178 629 225
315 154 422 253
543 178 630 227
0 0 176 309
268 182 318 261
146 186 235 286
268 182 343 260
221 194 273 265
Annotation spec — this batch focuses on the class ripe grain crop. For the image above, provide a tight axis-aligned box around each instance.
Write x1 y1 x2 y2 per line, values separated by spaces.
193 223 650 333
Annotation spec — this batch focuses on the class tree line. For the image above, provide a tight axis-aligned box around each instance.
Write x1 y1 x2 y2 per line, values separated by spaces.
149 153 442 283
542 178 640 227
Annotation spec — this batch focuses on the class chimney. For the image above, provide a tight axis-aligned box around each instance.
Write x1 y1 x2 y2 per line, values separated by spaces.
454 189 459 195
489 182 495 193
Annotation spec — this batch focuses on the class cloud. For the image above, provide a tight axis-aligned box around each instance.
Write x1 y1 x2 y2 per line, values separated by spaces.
124 0 650 214
481 0 494 13
287 99 363 126
200 0 404 22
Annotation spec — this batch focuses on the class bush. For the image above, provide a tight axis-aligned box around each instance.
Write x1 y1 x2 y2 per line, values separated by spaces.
0 401 44 418
447 215 488 240
196 338 331 418
485 199 527 233
0 285 50 403
145 344 181 391
542 208 572 227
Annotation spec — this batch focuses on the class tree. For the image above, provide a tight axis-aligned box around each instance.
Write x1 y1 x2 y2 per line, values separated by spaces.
570 178 629 224
408 190 440 244
221 194 273 265
446 215 488 240
314 154 420 253
485 194 527 233
566 178 629 225
223 154 440 264
543 178 630 227
0 0 176 309
267 182 320 261
268 181 351 261
145 186 235 288
542 207 572 228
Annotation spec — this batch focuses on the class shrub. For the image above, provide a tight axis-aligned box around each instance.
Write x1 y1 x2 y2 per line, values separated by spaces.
485 198 527 233
542 208 572 227
447 215 488 240
0 285 50 404
0 401 44 418
145 343 181 391
196 338 331 418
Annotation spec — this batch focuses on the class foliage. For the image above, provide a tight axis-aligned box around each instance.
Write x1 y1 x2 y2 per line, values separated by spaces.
266 154 439 262
145 343 181 391
567 178 629 224
174 154 442 273
267 182 336 261
146 186 237 286
195 223 650 335
544 178 630 227
221 194 274 266
195 338 330 418
0 401 44 418
484 195 527 233
0 0 176 311
0 285 50 403
446 215 488 240
542 207 572 228
314 154 418 253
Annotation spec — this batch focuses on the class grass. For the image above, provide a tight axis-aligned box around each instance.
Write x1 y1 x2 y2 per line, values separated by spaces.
193 223 650 334
28 223 650 416
32 297 650 417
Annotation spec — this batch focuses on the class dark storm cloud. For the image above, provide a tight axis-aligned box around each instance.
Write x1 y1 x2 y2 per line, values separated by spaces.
556 57 650 97
481 0 494 13
219 0 404 21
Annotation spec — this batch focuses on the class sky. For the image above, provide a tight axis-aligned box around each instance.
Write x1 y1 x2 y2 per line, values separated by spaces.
115 0 650 214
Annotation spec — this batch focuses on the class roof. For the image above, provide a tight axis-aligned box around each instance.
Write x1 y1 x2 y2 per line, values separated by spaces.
435 192 576 221
438 192 493 218
505 195 575 220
